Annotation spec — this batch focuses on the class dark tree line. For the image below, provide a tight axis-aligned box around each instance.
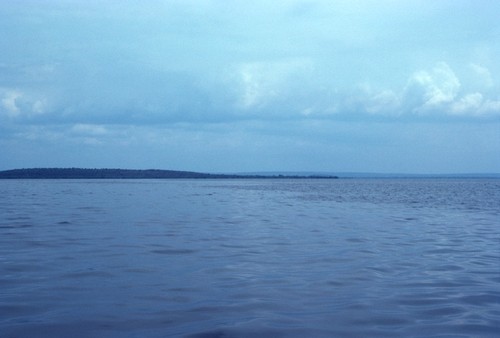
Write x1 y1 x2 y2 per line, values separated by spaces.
0 168 217 179
0 168 338 179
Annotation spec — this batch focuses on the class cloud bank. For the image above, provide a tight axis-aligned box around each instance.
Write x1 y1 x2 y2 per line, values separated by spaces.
2 60 499 126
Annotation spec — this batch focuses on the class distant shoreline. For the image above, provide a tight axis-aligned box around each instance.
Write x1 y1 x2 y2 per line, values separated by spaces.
0 168 338 179
0 168 497 180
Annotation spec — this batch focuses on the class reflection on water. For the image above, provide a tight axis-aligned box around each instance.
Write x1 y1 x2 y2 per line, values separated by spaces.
0 179 499 337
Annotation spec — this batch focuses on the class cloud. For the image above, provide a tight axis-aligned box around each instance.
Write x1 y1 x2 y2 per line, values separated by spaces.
2 59 499 128
367 90 400 114
354 62 500 118
233 59 314 111
0 89 22 117
404 62 460 113
450 93 483 115
470 63 494 88
352 83 401 115
1 85 51 121
2 1 499 126
70 124 108 136
479 99 500 115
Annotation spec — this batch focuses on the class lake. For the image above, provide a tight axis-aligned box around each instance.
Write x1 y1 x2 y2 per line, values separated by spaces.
1 178 499 337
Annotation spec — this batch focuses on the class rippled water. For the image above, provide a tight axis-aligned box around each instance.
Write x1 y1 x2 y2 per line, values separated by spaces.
1 179 499 337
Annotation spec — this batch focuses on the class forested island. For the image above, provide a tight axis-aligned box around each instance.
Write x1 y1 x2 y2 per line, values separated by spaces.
0 168 338 179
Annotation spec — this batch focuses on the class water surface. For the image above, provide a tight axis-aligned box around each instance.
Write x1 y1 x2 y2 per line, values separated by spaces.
1 179 499 337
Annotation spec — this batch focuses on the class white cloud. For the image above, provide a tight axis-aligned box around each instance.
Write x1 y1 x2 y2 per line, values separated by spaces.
450 93 483 115
353 62 500 118
234 59 314 110
365 89 400 115
406 62 460 113
1 89 22 117
238 63 267 109
0 88 50 118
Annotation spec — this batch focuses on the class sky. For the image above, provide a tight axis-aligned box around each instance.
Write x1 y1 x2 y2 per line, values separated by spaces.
1 0 499 174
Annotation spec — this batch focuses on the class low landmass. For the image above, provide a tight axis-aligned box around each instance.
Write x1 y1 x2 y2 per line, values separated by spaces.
0 168 338 179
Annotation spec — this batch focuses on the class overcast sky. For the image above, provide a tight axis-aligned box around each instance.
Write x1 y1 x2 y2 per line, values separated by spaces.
1 0 499 173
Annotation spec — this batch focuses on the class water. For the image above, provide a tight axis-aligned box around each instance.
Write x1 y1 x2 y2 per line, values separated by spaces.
0 178 499 337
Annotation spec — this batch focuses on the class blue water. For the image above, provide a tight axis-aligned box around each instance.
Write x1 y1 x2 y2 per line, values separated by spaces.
0 179 499 337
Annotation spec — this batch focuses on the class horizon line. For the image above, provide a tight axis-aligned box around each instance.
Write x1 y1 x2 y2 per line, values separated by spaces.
0 167 499 178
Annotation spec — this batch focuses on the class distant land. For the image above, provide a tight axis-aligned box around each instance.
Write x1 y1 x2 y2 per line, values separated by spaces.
0 168 497 180
338 173 500 178
0 168 338 179
239 171 500 179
